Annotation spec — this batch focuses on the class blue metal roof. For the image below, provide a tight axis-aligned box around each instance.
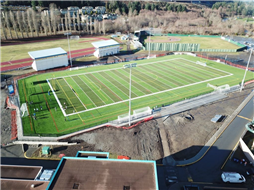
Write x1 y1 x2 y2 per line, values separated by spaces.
91 39 119 48
28 47 67 59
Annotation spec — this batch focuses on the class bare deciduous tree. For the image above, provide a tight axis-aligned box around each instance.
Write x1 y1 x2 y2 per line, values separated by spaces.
1 16 8 40
22 11 29 37
67 11 72 32
65 14 68 31
90 17 93 34
27 9 34 37
31 9 39 37
46 13 52 35
77 11 81 33
17 11 24 38
10 11 19 39
5 12 13 39
50 3 57 34
41 12 48 36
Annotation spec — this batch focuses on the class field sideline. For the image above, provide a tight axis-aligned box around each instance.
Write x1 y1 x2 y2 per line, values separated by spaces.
18 55 254 136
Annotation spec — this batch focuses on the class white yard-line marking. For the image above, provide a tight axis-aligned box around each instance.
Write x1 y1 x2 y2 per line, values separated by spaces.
107 70 146 96
97 72 130 99
63 78 87 110
88 72 124 102
116 69 153 95
52 58 183 80
83 74 115 103
66 72 232 116
174 60 223 78
77 75 106 106
121 68 161 92
152 63 197 84
69 76 96 108
137 66 174 89
102 71 139 97
181 58 233 75
47 79 67 117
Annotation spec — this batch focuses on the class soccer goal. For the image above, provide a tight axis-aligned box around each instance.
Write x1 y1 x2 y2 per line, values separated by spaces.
20 103 29 117
207 83 230 93
133 106 152 119
196 61 207 66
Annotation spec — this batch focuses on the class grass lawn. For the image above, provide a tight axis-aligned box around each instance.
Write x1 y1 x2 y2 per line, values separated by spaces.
1 36 111 62
19 55 254 136
145 36 240 49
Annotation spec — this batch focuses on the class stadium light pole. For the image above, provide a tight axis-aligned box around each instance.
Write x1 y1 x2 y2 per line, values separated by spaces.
64 32 72 67
148 28 153 58
124 63 137 126
240 48 253 92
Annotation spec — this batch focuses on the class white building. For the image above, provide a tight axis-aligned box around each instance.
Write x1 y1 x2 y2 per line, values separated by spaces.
95 6 106 14
28 47 68 71
91 40 120 58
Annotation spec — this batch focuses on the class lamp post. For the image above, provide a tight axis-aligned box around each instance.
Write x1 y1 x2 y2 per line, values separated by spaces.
124 63 137 126
240 48 253 92
64 32 72 67
148 28 153 58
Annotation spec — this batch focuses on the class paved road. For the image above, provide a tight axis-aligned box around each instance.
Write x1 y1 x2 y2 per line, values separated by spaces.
187 96 253 184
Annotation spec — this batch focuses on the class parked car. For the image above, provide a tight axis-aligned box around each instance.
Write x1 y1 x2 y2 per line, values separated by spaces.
221 172 246 183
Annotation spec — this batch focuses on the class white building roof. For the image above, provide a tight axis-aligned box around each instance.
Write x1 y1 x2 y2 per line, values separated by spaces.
28 47 67 60
92 39 119 48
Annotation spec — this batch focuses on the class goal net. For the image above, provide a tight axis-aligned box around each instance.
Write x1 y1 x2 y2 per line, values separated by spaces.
20 103 29 117
207 83 230 93
196 61 206 66
117 106 152 124
70 35 80 40
133 106 152 119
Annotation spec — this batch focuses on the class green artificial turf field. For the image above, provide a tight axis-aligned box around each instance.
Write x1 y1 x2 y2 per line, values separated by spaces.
18 55 253 136
145 36 240 49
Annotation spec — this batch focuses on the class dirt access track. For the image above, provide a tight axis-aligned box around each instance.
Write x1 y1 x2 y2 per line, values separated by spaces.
45 83 254 162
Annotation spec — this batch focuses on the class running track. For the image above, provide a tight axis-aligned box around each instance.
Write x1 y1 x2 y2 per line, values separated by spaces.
1 47 95 72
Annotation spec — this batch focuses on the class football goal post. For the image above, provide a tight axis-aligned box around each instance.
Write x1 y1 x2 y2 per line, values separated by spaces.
20 103 29 117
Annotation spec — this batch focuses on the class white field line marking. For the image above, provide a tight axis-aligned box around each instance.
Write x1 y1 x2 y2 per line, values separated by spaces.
47 79 67 117
63 78 87 110
158 62 206 82
103 71 139 97
84 74 115 103
52 58 182 79
69 76 96 108
152 63 197 84
107 70 146 96
96 72 130 99
89 72 124 102
66 72 232 116
180 58 233 75
78 75 106 106
116 69 154 95
121 68 161 92
137 66 174 89
174 59 223 78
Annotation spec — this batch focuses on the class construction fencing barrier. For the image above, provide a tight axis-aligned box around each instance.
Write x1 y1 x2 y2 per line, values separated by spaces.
145 43 200 52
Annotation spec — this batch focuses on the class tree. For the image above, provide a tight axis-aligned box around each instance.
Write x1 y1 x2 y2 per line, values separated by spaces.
1 16 8 40
10 11 19 38
46 13 52 35
145 3 151 10
151 3 155 11
77 11 81 33
17 11 24 38
90 16 93 34
31 9 39 36
38 1 44 7
67 11 72 32
41 12 48 35
31 0 37 11
27 9 34 37
64 14 68 31
49 3 57 34
5 12 13 39
22 11 29 37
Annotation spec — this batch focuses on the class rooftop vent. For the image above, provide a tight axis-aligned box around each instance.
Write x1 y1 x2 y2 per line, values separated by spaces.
123 186 130 190
73 183 79 189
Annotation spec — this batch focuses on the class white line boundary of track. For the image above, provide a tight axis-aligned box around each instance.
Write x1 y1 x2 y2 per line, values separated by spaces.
47 79 67 117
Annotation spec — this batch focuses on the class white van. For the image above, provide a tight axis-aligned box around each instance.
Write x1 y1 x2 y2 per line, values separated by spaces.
221 172 246 183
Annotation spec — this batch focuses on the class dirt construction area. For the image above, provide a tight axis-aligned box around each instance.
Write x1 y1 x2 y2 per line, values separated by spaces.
32 83 253 162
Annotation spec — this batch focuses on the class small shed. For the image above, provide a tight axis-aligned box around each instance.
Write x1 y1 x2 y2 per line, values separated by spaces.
28 47 68 71
91 39 120 58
